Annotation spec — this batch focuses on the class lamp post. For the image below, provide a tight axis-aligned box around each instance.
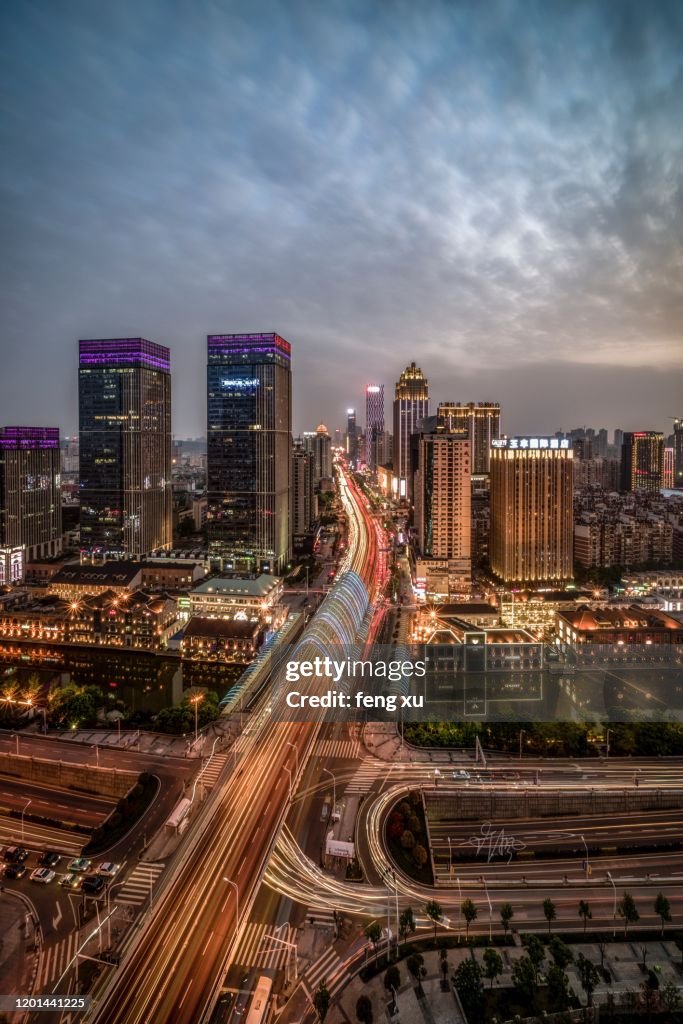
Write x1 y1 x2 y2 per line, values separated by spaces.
447 836 452 879
519 729 526 759
191 694 203 745
580 833 589 876
606 728 611 758
282 765 292 801
223 877 240 943
607 871 617 938
322 767 337 817
21 798 32 843
456 876 462 943
285 740 298 776
482 876 492 942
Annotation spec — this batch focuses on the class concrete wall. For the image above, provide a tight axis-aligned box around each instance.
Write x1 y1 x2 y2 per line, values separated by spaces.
0 752 137 800
425 787 683 822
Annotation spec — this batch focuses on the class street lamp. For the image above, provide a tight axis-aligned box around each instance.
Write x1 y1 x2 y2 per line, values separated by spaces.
606 871 617 938
519 729 526 759
282 764 292 800
482 876 492 942
606 728 611 758
190 694 203 745
447 836 452 879
580 833 589 876
322 767 337 818
223 877 240 943
285 740 298 776
456 876 462 943
21 798 31 843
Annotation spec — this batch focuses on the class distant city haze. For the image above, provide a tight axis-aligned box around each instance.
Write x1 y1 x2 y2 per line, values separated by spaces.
1 1 682 436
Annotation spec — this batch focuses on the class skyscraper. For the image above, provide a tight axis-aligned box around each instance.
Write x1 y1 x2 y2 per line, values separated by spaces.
291 441 314 543
79 339 172 558
663 448 675 489
302 424 332 487
674 419 683 489
0 427 62 572
413 424 471 592
437 402 500 475
365 385 385 475
393 362 429 501
490 437 574 584
620 431 664 493
346 409 358 468
207 332 292 573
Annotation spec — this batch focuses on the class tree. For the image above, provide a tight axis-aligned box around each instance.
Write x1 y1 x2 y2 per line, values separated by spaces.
543 897 557 934
618 893 640 936
365 921 381 958
406 953 425 994
548 936 573 970
439 947 449 987
483 948 503 988
413 844 427 868
525 935 546 983
453 959 483 1016
462 898 477 940
654 892 672 936
547 965 571 1011
512 955 537 1001
383 965 401 995
576 953 600 1007
399 907 416 946
313 981 330 1022
425 899 443 943
661 980 680 1014
355 994 373 1024
500 902 514 937
578 899 592 935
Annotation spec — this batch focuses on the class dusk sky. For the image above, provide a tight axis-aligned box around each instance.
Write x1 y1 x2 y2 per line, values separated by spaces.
2 0 682 438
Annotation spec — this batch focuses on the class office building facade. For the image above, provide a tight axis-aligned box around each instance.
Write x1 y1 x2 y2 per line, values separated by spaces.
414 426 471 592
302 424 332 486
346 409 358 468
291 441 315 541
79 339 172 558
620 431 664 493
393 362 429 501
674 419 683 489
365 385 385 474
490 438 574 584
207 332 291 574
0 426 62 570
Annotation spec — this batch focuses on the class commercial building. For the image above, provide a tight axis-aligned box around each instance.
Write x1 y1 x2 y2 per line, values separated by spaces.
365 385 385 475
490 438 574 585
437 402 501 475
78 339 172 558
413 425 471 595
558 605 683 646
0 427 62 568
392 362 429 501
181 617 262 663
346 409 358 468
189 573 284 627
49 561 143 600
206 333 292 574
664 448 675 489
291 441 315 542
620 431 664 493
302 424 332 487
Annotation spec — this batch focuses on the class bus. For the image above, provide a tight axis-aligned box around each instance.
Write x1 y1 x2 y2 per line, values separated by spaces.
244 976 273 1024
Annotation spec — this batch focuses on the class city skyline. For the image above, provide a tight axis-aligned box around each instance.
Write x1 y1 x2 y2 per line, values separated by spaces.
2 1 683 436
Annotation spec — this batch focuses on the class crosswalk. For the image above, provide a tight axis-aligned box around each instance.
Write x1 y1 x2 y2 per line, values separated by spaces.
345 758 388 794
198 753 230 789
302 946 344 996
232 922 296 971
114 862 164 906
36 930 81 991
312 738 362 760
305 908 337 930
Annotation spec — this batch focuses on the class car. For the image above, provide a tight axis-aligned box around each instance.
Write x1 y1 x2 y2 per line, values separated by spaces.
59 872 81 889
68 858 92 873
80 874 106 895
39 851 61 868
30 867 56 884
4 846 29 863
4 863 27 880
452 769 470 780
97 862 120 878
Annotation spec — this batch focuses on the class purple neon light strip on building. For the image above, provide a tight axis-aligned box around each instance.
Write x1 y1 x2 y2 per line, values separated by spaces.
0 426 60 449
207 333 291 361
79 338 170 372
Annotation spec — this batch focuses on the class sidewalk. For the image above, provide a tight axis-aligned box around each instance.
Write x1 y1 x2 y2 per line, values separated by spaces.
52 717 236 759
363 723 475 766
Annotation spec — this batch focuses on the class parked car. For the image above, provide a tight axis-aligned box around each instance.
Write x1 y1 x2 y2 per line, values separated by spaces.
30 868 56 884
452 769 470 780
59 872 81 889
80 875 105 896
39 851 62 868
4 863 27 880
4 846 29 863
68 858 92 873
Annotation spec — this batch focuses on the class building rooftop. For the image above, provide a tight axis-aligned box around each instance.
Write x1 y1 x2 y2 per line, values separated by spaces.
560 604 683 631
50 562 143 588
191 574 280 599
183 617 261 639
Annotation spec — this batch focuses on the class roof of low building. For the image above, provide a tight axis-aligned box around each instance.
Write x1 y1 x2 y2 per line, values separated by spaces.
50 562 143 588
183 616 261 639
191 573 280 599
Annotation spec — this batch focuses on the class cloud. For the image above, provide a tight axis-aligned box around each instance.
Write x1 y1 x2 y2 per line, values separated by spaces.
0 0 681 436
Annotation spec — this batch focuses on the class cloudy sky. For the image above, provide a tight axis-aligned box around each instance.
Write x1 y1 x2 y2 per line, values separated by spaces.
1 0 682 438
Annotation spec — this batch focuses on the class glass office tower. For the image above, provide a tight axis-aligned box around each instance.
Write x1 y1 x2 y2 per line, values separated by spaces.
78 338 172 558
207 333 292 573
0 426 62 564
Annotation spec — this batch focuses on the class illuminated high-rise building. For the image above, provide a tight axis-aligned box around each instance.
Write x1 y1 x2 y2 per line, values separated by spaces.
393 362 429 501
365 385 385 474
0 427 62 572
437 402 500 475
663 448 675 489
414 424 471 591
346 409 358 468
291 440 314 542
674 419 683 489
302 424 332 486
79 339 172 558
207 333 292 574
490 438 574 584
619 431 664 493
